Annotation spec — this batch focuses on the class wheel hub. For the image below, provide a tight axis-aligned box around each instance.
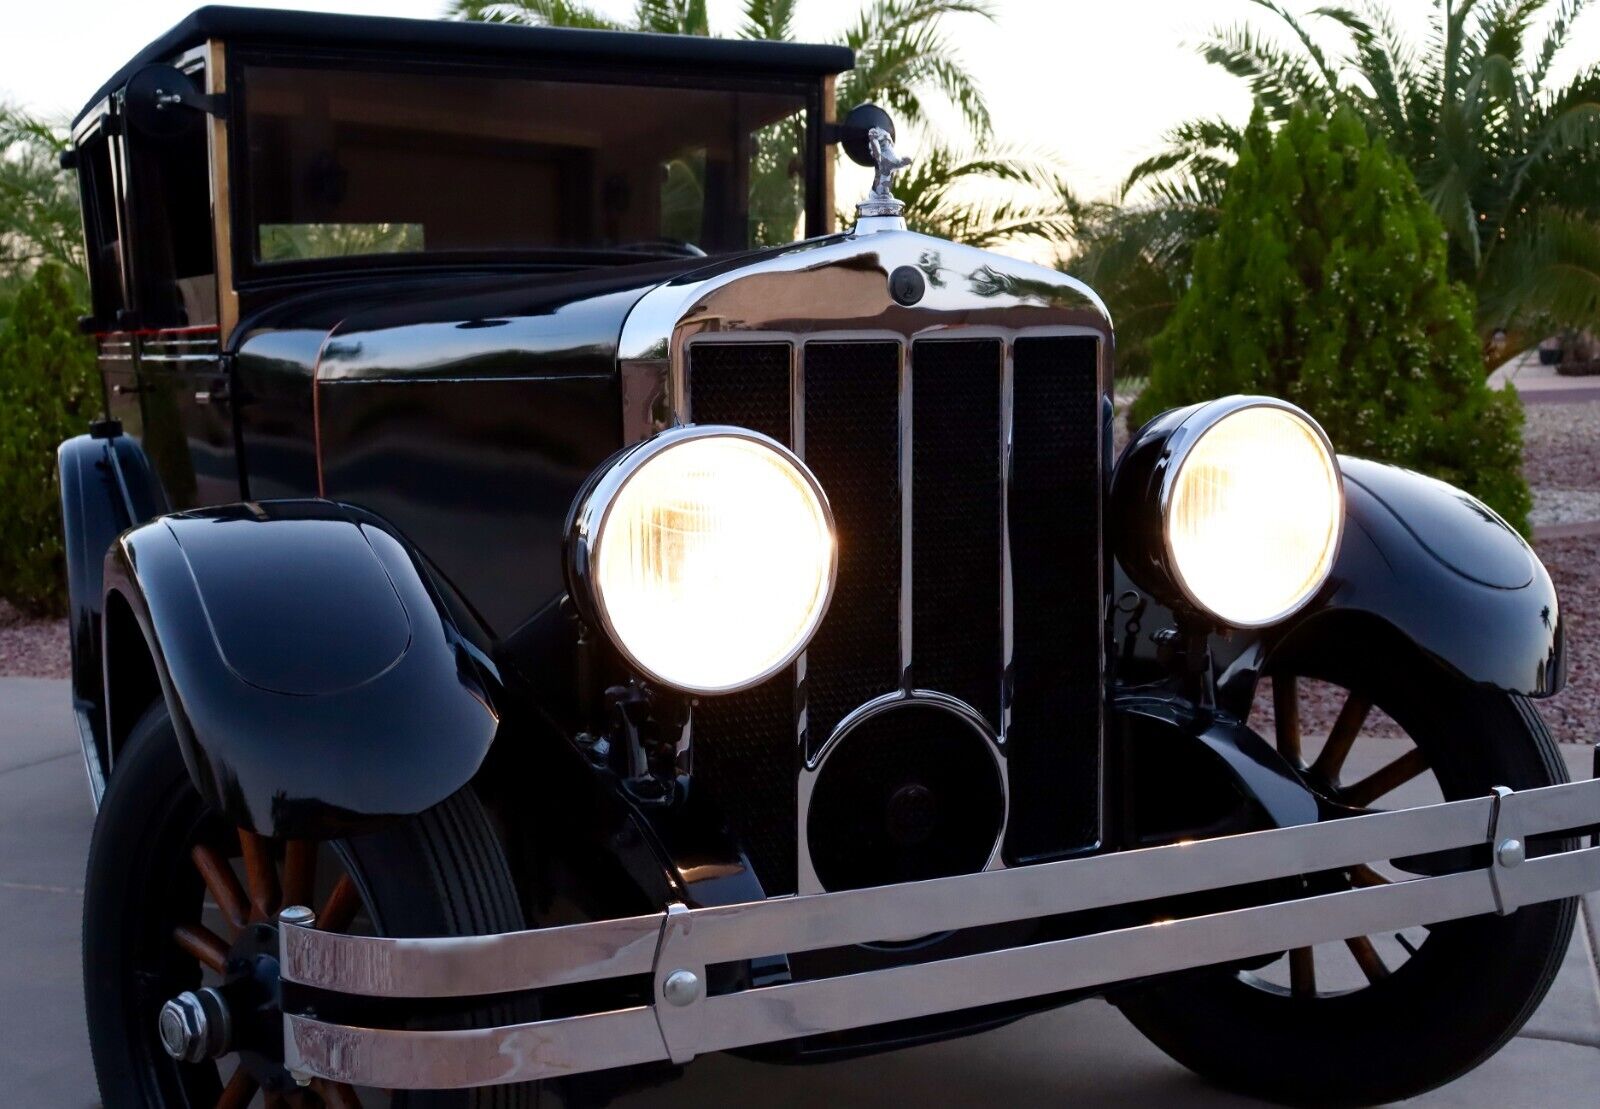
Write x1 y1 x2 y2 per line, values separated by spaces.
157 987 231 1062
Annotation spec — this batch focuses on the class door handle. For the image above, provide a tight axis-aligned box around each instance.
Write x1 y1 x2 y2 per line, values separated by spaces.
194 382 229 406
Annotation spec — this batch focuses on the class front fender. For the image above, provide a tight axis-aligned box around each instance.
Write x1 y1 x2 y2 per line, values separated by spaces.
103 500 502 838
1219 458 1563 710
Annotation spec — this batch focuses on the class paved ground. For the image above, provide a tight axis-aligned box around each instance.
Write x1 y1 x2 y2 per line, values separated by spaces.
1491 348 1600 406
3 677 1598 1107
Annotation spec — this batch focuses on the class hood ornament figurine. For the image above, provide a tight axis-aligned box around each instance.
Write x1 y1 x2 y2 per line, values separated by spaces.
856 126 913 222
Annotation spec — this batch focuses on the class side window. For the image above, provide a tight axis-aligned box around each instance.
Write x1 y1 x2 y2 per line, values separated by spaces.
124 79 217 329
75 125 126 327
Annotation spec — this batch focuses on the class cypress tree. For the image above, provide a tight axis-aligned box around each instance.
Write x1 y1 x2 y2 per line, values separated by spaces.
1131 107 1530 532
0 264 100 615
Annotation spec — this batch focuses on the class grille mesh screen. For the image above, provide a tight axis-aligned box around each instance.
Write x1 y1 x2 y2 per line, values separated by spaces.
800 342 903 752
685 342 798 894
911 339 1004 727
1006 335 1104 860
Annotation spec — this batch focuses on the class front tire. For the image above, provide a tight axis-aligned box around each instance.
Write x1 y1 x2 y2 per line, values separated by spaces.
83 699 541 1108
1118 652 1576 1107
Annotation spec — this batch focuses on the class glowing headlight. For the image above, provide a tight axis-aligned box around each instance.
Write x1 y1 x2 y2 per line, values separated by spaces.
569 427 836 695
1113 397 1344 628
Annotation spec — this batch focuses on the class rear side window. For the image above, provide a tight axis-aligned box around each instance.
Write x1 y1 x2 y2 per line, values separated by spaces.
75 123 126 325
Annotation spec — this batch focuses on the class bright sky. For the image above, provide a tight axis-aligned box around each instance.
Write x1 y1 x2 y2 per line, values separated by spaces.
4 0 1597 204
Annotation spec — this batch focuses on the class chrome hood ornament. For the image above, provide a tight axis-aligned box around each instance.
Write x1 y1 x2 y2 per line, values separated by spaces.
855 126 913 227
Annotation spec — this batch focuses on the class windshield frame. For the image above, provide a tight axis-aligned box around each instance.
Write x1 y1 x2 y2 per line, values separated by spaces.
225 47 829 287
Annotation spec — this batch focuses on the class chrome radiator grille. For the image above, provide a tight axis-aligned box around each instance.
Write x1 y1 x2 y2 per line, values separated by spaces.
687 334 1103 894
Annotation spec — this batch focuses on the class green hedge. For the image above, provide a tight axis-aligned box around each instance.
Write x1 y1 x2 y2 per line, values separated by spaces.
0 264 99 617
1131 108 1531 533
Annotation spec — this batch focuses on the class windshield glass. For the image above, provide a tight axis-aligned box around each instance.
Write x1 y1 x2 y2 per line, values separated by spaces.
238 63 813 266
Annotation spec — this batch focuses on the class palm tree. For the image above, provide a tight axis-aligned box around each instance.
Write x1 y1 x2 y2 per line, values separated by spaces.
1128 0 1600 340
447 0 1072 249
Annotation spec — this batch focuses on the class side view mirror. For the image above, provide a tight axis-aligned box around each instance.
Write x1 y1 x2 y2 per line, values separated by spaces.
124 65 225 138
829 103 897 168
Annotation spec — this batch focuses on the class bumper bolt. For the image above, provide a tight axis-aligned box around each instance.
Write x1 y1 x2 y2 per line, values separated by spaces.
662 969 702 1007
1497 838 1525 867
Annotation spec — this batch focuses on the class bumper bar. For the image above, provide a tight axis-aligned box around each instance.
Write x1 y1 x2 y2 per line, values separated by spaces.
281 777 1600 1089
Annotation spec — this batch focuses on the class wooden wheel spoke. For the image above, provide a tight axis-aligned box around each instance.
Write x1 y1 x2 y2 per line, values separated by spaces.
1345 935 1390 985
1342 747 1429 808
214 1068 258 1109
1348 863 1392 888
1310 692 1372 783
1289 947 1316 998
318 1080 364 1109
283 840 318 912
173 923 231 974
238 830 282 922
318 874 361 934
1272 676 1302 765
191 844 250 936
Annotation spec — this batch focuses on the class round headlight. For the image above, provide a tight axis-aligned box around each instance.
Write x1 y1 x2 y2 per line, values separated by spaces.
1113 397 1343 628
570 427 836 695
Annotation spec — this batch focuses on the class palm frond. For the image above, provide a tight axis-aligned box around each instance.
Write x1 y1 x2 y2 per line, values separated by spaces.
635 0 710 35
894 144 1078 248
835 0 996 135
1483 207 1600 329
1530 0 1589 94
1197 24 1331 117
446 0 627 29
1247 0 1346 92
1312 3 1414 134
740 0 797 41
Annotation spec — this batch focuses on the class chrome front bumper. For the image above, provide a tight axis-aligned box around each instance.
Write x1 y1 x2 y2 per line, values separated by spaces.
281 776 1600 1089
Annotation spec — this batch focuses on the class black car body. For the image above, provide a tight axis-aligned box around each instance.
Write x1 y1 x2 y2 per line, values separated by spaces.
57 8 1600 1105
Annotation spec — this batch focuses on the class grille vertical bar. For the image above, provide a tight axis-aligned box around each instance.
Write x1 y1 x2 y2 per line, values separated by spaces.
685 342 798 893
1006 335 1104 860
911 339 1004 728
800 342 903 752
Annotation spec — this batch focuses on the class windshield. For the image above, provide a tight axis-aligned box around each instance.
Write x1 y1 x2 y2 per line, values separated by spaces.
237 62 814 267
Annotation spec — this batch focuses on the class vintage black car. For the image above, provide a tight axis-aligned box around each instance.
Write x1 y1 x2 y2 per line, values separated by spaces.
57 7 1600 1108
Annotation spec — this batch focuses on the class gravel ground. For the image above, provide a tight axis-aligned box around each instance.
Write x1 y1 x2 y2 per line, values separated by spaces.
1523 401 1600 489
0 600 68 679
1537 534 1599 747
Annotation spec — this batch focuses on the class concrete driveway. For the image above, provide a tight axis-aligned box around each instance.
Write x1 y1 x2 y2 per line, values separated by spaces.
4 676 1598 1107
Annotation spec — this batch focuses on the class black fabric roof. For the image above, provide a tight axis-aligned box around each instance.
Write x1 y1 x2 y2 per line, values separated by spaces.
75 5 854 125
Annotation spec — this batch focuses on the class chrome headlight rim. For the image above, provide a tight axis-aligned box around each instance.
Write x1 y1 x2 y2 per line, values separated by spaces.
1156 395 1344 629
567 424 838 696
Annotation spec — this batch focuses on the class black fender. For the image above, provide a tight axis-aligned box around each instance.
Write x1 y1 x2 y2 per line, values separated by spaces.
58 427 169 792
1217 457 1564 715
101 499 503 838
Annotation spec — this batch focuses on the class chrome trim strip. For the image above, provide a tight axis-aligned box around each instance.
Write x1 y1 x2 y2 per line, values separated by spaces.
899 340 914 691
282 776 1600 1089
999 340 1015 744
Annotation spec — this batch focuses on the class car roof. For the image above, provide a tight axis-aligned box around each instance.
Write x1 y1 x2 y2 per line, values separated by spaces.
75 4 854 126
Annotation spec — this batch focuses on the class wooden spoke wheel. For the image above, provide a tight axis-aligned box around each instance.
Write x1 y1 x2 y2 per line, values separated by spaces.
166 827 368 1109
1249 674 1435 1000
1119 647 1578 1106
83 701 542 1108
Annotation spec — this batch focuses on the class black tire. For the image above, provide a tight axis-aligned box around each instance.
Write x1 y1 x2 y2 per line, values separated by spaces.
1117 655 1577 1107
84 699 542 1108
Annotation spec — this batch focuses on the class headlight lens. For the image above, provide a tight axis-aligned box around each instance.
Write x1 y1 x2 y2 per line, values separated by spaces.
1165 404 1342 627
579 429 835 694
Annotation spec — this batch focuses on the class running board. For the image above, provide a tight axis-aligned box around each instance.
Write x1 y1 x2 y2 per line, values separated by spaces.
280 776 1600 1089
